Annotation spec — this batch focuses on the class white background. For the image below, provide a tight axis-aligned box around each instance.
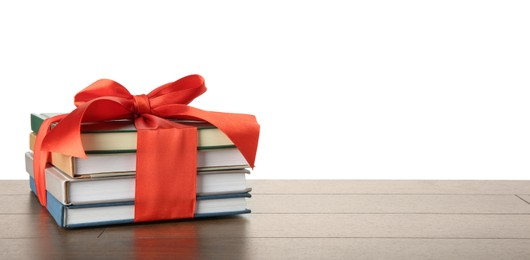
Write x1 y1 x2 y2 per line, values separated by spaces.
1 1 530 180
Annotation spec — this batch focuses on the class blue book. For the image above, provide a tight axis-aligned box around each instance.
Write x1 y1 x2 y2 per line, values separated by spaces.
29 177 251 228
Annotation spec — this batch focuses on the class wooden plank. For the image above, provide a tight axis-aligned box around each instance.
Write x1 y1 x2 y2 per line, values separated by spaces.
2 237 530 260
0 214 104 239
249 194 530 214
248 180 530 195
5 193 529 215
240 238 530 260
100 214 530 239
7 179 530 195
0 180 30 194
0 194 43 214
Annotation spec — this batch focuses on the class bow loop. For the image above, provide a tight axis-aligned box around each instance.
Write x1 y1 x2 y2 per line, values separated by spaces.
147 74 207 106
74 79 132 107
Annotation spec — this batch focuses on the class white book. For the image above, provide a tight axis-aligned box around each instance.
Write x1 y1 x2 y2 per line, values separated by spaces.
46 147 249 177
26 152 251 205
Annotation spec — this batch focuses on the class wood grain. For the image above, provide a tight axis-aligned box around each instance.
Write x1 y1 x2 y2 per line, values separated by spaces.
249 194 530 214
248 180 530 195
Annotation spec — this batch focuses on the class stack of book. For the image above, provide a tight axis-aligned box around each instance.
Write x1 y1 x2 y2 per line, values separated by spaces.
25 113 253 228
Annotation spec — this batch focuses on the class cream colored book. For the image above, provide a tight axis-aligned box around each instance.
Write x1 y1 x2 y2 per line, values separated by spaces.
30 113 235 152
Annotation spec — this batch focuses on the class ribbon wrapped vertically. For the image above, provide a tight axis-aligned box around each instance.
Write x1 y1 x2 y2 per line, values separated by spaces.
33 75 259 222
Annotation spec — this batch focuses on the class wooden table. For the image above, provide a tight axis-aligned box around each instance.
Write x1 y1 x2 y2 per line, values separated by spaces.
2 180 530 259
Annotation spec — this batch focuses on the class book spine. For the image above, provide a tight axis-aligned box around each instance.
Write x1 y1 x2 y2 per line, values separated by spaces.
45 168 70 205
30 113 46 133
24 152 34 177
29 176 37 195
50 152 75 177
46 192 66 227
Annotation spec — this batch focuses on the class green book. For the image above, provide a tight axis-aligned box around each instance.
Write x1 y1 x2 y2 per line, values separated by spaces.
30 113 236 153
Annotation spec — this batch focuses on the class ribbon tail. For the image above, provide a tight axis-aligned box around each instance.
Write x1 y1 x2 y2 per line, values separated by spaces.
134 115 197 222
155 105 260 168
33 114 67 206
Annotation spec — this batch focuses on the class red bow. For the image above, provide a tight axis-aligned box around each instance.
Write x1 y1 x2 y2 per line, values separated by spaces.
33 74 260 222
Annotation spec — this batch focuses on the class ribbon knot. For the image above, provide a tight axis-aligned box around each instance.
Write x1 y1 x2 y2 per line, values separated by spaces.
133 94 151 115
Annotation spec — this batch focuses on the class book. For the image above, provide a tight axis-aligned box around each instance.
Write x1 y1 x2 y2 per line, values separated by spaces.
29 138 249 176
29 182 251 228
25 152 251 205
30 113 235 152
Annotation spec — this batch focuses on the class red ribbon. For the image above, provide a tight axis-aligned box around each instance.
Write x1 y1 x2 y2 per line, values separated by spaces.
32 74 260 222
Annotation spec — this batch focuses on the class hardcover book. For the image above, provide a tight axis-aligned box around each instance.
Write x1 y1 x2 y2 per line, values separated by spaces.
25 152 251 205
29 137 249 177
30 113 236 152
